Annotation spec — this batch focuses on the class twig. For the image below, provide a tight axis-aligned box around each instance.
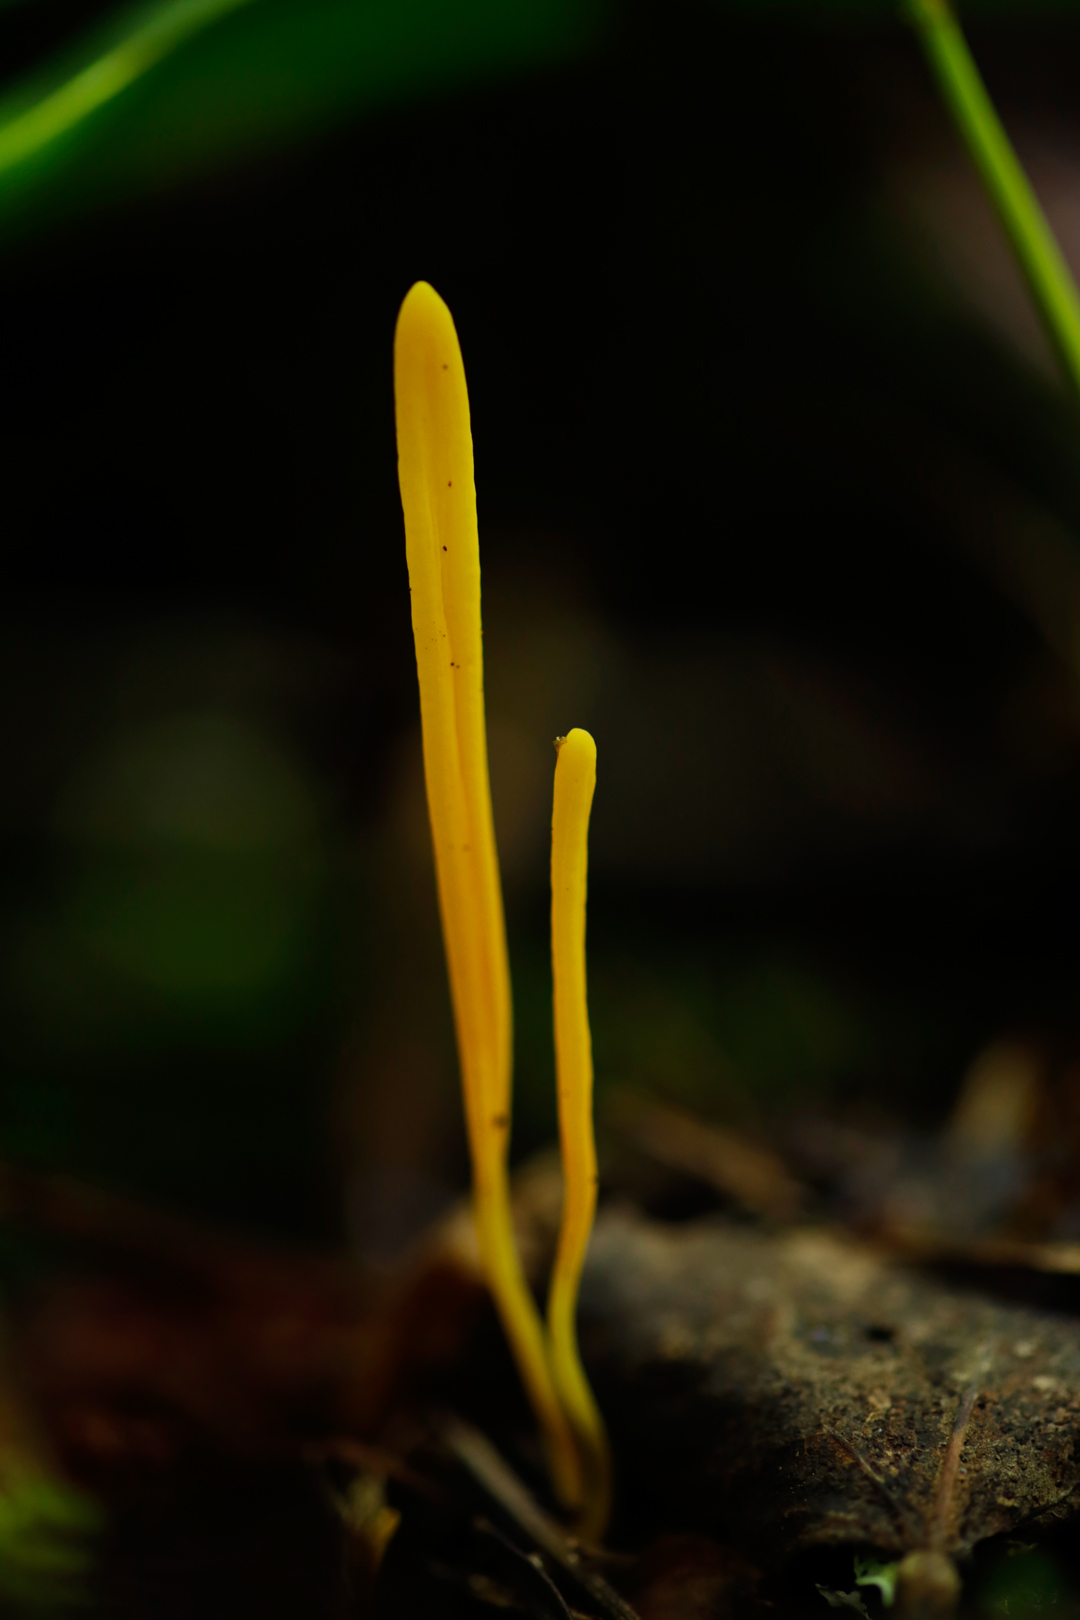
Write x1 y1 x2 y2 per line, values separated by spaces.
473 1516 578 1620
928 1381 981 1555
606 1092 804 1222
826 1431 922 1546
877 1225 1080 1278
305 1437 438 1498
440 1414 642 1620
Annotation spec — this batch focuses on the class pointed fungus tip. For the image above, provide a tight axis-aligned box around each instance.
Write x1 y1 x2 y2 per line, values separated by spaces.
400 277 440 310
555 728 596 769
396 279 453 340
394 281 465 404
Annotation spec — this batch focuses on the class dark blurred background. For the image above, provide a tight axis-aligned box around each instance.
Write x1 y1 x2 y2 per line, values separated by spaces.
3 0 1080 1261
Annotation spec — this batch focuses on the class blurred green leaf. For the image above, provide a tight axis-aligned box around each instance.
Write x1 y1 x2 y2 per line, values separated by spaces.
854 1556 899 1608
9 712 329 1047
0 0 257 177
0 1471 102 1613
0 0 1070 241
0 0 606 236
978 1548 1074 1619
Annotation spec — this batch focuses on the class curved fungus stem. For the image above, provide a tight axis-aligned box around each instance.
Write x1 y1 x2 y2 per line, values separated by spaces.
393 281 583 1514
548 728 611 1540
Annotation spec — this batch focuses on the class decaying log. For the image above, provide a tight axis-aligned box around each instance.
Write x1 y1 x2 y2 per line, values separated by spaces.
580 1209 1080 1569
6 1148 1080 1603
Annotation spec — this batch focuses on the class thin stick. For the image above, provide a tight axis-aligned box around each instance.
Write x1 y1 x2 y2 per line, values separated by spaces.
927 1380 980 1554
908 0 1080 401
826 1431 922 1547
394 282 581 1511
443 1414 640 1620
547 730 611 1539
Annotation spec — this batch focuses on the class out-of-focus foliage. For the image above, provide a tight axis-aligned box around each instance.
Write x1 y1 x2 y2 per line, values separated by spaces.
0 623 352 1237
0 1471 102 1613
0 0 605 235
0 0 1070 240
976 1546 1076 1620
2 0 1080 1266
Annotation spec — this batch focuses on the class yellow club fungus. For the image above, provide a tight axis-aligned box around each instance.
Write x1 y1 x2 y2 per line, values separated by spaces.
393 280 583 1513
547 729 611 1540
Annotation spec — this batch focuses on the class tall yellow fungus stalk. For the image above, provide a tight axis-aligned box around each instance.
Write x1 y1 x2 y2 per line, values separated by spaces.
548 729 611 1540
393 281 583 1512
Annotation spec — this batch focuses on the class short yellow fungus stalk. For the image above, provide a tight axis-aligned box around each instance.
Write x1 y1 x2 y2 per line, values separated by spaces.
547 729 611 1541
393 280 583 1513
